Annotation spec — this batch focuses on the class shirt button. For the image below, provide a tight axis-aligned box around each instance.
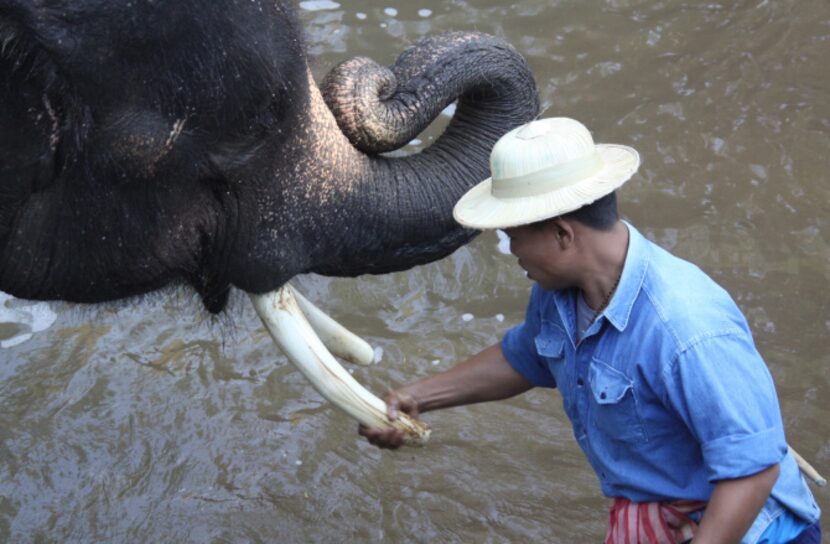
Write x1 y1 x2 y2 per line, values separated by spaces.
600 392 607 400
577 378 584 386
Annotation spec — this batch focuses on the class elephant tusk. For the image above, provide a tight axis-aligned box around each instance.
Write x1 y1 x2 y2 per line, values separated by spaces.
250 286 431 446
291 286 375 366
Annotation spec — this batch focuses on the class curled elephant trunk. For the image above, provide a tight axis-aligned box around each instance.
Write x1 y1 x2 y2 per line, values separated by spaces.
321 32 536 155
322 31 538 155
303 32 539 280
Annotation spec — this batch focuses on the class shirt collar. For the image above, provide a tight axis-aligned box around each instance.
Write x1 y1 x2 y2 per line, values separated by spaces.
602 221 649 332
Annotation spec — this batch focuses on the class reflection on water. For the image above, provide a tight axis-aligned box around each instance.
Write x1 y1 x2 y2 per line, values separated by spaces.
1 1 829 541
0 293 57 349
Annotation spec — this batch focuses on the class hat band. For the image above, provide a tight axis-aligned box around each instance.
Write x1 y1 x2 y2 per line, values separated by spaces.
491 151 603 199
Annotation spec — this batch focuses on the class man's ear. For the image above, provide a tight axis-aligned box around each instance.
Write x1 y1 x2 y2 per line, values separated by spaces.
550 217 575 249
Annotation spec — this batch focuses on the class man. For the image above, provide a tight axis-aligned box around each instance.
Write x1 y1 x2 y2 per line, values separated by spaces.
359 118 821 543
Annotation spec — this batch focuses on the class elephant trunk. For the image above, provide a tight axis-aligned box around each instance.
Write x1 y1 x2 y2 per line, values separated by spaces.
313 32 539 277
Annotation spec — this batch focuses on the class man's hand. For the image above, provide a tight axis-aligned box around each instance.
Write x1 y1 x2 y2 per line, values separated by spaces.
357 344 534 450
358 389 420 450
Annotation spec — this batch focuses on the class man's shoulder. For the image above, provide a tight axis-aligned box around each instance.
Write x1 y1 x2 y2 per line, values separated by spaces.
642 238 725 297
635 235 750 349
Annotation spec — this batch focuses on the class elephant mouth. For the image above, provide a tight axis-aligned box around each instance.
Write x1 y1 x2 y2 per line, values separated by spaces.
250 284 431 446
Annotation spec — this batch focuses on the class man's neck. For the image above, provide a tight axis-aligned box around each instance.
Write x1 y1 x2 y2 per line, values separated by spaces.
578 221 630 312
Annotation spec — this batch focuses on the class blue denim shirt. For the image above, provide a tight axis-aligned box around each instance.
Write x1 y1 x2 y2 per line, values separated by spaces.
502 223 820 543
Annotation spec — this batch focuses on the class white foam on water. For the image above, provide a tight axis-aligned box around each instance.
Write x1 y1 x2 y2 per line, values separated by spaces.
496 229 511 255
373 346 384 364
495 314 505 322
418 9 432 17
1 333 32 349
750 164 768 179
431 359 440 366
0 291 58 349
298 0 341 11
384 7 398 16
356 12 367 20
461 313 473 322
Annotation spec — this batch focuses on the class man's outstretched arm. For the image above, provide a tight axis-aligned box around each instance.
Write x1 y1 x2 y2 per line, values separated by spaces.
359 343 533 449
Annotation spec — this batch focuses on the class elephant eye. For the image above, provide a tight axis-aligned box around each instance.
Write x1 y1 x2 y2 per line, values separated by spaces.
96 111 190 180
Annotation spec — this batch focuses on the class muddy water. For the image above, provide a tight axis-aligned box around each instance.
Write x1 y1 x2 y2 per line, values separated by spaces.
1 1 829 541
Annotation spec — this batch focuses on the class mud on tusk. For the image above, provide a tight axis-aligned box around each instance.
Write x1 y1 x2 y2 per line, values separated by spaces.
291 286 375 366
250 286 431 446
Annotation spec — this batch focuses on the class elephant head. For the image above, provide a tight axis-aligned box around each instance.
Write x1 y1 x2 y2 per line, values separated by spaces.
0 0 538 441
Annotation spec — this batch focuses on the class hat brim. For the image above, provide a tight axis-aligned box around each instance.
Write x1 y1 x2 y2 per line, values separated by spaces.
453 144 640 230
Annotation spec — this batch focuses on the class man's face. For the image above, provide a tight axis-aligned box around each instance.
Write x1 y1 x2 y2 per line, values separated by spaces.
502 221 574 291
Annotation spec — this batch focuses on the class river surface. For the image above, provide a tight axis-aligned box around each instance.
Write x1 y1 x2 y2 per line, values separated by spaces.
1 1 828 542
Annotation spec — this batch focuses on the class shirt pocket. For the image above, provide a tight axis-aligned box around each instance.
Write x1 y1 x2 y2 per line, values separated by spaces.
588 358 647 443
534 320 568 388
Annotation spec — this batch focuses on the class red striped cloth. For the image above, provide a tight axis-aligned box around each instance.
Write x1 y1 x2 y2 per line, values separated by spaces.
605 498 707 544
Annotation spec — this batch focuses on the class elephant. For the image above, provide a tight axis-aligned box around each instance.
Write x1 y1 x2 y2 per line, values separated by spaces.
0 0 539 441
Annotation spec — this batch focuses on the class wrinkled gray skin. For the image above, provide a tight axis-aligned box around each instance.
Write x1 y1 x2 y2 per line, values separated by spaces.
0 1 538 313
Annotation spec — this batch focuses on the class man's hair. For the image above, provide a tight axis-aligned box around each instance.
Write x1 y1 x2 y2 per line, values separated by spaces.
530 192 618 231
564 191 618 231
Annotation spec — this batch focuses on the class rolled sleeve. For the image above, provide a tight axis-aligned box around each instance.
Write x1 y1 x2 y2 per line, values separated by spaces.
501 285 556 388
663 331 787 481
700 426 787 482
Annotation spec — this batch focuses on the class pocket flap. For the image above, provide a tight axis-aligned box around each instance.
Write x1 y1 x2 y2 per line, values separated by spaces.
534 321 565 358
589 360 633 404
